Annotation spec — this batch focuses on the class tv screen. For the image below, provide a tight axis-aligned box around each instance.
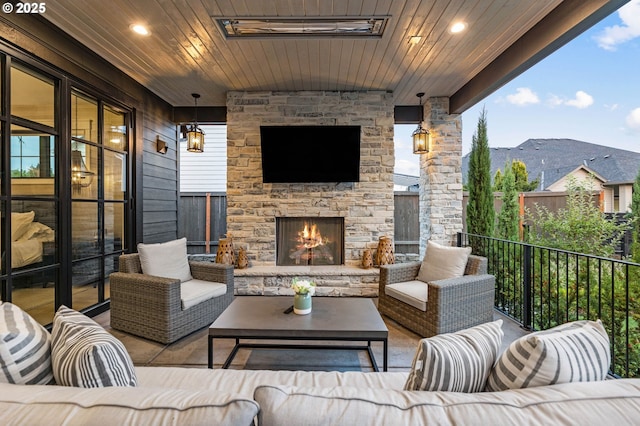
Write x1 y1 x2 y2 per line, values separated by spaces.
260 125 361 183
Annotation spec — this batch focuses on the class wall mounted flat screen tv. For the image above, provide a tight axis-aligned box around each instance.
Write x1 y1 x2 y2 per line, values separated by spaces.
260 125 361 183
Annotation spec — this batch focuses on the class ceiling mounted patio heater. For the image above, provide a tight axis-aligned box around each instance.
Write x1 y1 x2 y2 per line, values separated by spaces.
186 93 204 153
412 92 430 155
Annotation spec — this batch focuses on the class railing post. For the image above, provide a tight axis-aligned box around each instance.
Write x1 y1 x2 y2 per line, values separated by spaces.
456 232 462 247
523 244 532 330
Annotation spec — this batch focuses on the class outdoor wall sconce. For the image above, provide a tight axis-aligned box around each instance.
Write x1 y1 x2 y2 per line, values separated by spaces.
186 93 205 153
412 92 430 154
156 136 168 154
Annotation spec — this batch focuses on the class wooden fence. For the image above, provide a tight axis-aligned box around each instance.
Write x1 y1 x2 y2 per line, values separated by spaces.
179 190 629 257
179 192 227 254
179 192 421 255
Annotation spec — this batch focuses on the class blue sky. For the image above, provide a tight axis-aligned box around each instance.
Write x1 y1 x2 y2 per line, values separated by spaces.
394 0 640 177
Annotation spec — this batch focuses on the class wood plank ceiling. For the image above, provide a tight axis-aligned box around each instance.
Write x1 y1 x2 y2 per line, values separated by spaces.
40 0 624 112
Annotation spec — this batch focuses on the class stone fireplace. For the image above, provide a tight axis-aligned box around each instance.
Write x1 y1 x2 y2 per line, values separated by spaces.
276 217 344 266
226 90 395 296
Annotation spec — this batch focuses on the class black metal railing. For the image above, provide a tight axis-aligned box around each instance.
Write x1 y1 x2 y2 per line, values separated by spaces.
457 232 640 378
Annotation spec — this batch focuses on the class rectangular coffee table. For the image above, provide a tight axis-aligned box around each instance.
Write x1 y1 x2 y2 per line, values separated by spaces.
208 296 388 371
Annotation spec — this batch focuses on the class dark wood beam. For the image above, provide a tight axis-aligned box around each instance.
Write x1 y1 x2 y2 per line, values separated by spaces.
173 106 227 124
394 106 422 124
450 0 630 114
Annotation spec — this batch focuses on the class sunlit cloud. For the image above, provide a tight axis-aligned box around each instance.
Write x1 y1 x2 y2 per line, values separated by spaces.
506 87 539 106
545 91 594 109
594 0 640 51
395 159 420 176
626 107 640 131
565 91 594 109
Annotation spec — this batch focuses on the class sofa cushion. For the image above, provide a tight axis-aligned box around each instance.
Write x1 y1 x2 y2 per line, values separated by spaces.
0 302 54 385
51 306 137 387
384 280 427 311
135 367 409 397
137 237 192 282
181 279 227 310
253 379 640 426
486 319 610 391
0 382 259 426
404 319 503 392
417 240 471 283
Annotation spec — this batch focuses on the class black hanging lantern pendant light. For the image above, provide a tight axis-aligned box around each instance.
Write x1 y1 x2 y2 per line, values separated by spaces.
412 92 430 155
186 93 205 153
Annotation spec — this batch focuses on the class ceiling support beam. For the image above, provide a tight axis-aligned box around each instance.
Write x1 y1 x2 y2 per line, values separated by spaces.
449 0 630 114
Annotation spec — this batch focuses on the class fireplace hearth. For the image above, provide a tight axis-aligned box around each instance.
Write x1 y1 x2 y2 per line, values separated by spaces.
276 217 344 266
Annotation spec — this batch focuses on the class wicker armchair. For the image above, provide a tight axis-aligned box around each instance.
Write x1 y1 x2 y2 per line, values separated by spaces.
378 255 495 338
109 254 234 344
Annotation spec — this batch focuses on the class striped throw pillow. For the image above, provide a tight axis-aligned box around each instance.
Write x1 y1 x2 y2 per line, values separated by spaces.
485 319 610 391
51 305 137 387
404 320 504 392
0 302 54 385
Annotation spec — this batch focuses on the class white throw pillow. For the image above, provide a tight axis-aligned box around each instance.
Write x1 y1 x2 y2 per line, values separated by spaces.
485 319 610 391
11 211 35 241
417 240 471 283
404 320 503 392
137 237 192 282
51 305 137 387
0 301 54 385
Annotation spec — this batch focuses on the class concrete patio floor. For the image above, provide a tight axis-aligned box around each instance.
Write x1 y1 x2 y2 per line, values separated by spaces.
94 302 528 372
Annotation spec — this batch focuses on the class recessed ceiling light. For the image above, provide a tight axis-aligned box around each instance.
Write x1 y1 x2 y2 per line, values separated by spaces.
130 24 150 36
408 35 422 45
450 22 466 34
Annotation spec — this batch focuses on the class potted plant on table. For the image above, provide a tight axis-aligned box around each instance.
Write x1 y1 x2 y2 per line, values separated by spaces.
291 278 316 315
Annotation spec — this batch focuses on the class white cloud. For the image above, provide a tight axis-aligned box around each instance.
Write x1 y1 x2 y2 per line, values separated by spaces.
506 87 539 106
394 158 420 176
605 103 619 111
547 94 564 107
565 91 594 109
545 91 594 109
626 107 640 130
594 0 640 51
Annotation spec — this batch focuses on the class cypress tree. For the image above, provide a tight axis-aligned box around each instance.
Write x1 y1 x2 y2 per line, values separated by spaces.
496 161 520 241
466 107 494 253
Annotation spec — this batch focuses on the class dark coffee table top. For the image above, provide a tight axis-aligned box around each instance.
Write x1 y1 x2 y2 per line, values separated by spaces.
209 296 388 340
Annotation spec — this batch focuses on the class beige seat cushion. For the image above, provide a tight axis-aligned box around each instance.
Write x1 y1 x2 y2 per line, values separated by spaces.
384 280 427 311
253 379 640 426
135 367 409 397
417 240 471 283
137 238 192 282
0 382 259 426
181 280 227 310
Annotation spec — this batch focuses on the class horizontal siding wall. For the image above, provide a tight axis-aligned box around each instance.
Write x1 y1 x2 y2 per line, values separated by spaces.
180 125 227 193
141 104 180 244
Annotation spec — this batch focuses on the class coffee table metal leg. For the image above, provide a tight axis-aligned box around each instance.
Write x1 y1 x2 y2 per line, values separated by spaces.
208 336 214 369
383 338 388 372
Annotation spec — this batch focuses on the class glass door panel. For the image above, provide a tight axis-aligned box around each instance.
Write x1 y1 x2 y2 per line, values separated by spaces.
11 66 54 127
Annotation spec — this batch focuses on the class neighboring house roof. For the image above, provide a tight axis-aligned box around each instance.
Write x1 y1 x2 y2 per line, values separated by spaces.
462 139 640 191
394 173 420 191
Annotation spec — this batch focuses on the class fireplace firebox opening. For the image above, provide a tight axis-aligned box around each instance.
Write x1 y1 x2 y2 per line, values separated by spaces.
276 217 345 266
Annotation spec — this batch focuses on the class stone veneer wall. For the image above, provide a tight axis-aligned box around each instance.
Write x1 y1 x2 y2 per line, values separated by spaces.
419 97 464 256
226 91 395 272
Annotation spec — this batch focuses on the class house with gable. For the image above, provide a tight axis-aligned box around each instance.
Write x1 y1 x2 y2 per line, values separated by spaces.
462 139 640 213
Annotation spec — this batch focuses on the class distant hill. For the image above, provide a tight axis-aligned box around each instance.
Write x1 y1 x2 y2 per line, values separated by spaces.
462 139 640 190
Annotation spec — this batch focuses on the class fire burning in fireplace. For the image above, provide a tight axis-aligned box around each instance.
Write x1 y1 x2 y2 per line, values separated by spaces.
276 217 344 266
298 222 326 249
290 221 333 263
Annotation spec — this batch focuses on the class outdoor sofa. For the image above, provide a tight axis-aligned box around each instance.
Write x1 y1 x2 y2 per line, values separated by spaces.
2 300 639 426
